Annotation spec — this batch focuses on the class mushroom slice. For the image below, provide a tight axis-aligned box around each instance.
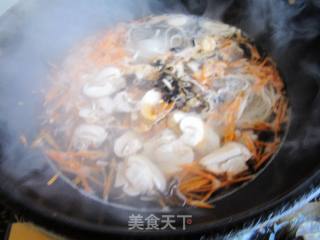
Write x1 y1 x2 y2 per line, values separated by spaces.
196 128 221 155
117 155 167 196
113 91 137 113
200 142 251 175
79 108 104 123
114 131 143 158
143 129 177 158
154 140 194 175
83 67 126 98
179 114 220 154
140 89 172 121
97 96 115 114
73 124 108 150
179 115 205 147
167 110 187 129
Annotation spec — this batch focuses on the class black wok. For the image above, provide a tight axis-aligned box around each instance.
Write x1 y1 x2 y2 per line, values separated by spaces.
0 0 320 239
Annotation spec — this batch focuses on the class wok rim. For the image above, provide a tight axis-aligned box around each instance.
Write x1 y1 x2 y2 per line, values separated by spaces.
0 168 319 237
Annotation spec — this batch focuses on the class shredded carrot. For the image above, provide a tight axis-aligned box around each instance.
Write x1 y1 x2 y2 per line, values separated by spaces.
80 177 92 193
46 150 107 161
90 26 127 67
194 64 210 86
241 132 257 157
73 176 82 185
44 134 60 150
179 179 212 192
181 164 217 180
187 200 213 209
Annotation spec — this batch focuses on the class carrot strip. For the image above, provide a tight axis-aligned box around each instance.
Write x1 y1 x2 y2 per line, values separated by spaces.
46 150 107 161
241 132 257 157
275 99 288 132
181 164 216 180
184 192 205 201
187 200 213 209
179 179 211 192
80 177 92 193
40 131 60 150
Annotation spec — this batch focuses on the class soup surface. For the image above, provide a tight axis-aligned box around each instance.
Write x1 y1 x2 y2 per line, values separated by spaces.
31 15 288 208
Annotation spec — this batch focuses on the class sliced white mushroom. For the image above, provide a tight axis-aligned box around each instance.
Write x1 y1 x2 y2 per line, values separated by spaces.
116 155 167 196
179 115 205 147
78 108 102 123
82 67 126 98
140 89 163 120
114 131 143 158
173 114 221 154
96 96 115 114
73 124 108 149
113 91 137 113
196 127 221 155
143 129 177 158
167 110 187 129
141 89 162 105
200 142 251 175
154 140 194 175
103 66 121 76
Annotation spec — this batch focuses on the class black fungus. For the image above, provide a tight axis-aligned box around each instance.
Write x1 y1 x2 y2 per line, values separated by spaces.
256 44 268 60
170 47 183 53
258 130 275 142
191 38 196 47
155 73 180 103
151 59 165 71
278 122 287 135
239 43 252 59
152 59 163 66
246 158 256 174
